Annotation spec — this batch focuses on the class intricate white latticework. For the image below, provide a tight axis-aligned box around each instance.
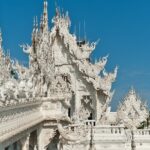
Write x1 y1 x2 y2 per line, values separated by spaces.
58 123 87 144
1 1 150 150
0 0 118 122
117 88 148 129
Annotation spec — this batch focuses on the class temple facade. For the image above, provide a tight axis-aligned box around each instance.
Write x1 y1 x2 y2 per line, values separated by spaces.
0 1 150 150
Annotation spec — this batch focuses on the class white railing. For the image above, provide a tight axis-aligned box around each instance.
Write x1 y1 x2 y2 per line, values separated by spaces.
64 120 125 136
0 101 43 142
84 120 96 126
93 126 125 135
134 129 150 135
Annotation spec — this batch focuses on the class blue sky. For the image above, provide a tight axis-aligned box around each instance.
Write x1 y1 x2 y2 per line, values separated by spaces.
0 0 150 111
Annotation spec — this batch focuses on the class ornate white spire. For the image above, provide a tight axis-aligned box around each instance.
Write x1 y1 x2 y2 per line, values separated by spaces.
32 17 36 36
42 0 48 32
35 16 39 33
129 86 135 95
0 28 2 50
0 29 3 58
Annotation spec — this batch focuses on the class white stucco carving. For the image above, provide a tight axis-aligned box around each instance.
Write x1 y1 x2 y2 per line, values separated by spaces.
117 88 148 129
0 1 150 150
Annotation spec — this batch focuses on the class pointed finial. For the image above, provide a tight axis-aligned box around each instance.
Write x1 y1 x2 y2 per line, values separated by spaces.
55 7 60 17
0 28 2 50
113 66 118 78
34 17 36 27
42 0 48 32
36 16 38 28
32 17 37 42
74 25 77 35
44 0 48 14
35 16 39 33
130 86 135 95
65 11 71 27
55 1 59 16
32 17 36 33
40 15 43 32
84 20 86 41
0 29 3 59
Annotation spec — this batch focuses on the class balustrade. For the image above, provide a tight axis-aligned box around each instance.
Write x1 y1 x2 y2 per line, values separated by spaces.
0 101 42 143
134 129 150 135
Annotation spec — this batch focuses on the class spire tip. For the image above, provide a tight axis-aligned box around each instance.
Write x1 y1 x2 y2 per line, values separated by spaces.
0 28 2 49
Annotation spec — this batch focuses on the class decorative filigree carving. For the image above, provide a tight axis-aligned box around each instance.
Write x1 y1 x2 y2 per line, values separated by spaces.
79 95 94 121
58 123 87 144
117 88 148 129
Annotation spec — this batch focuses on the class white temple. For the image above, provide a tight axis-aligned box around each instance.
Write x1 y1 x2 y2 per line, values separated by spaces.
0 1 150 150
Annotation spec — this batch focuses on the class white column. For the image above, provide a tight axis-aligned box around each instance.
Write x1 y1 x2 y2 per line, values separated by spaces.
37 127 55 150
37 127 44 150
20 134 30 150
37 127 47 150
